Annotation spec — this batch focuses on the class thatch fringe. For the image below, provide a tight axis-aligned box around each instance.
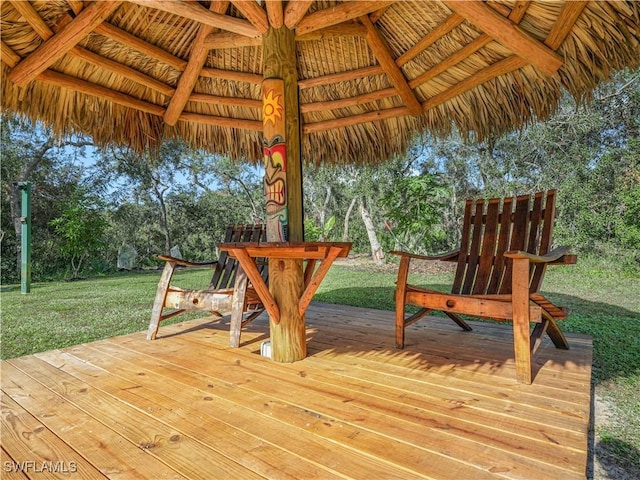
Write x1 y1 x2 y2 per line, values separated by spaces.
1 1 639 165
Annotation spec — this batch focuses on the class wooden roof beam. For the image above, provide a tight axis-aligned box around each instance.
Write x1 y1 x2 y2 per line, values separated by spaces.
369 5 392 24
1 41 21 68
95 22 187 71
409 34 493 89
303 106 410 134
128 0 259 38
296 1 395 36
284 1 313 29
265 0 284 29
164 1 229 126
38 70 165 116
444 0 562 77
508 1 532 23
421 55 527 112
205 32 262 49
296 23 367 42
8 1 53 40
179 112 262 131
360 15 422 116
189 93 261 110
231 1 269 34
545 1 588 50
397 13 465 67
10 2 174 98
8 1 122 87
199 67 262 85
298 66 384 89
301 87 397 114
65 1 84 15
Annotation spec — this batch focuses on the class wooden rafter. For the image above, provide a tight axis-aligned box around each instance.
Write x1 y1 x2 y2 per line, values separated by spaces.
231 1 269 34
397 13 464 67
284 0 313 29
296 23 367 42
200 67 262 85
1 41 21 68
164 1 230 126
38 70 164 116
205 32 262 49
360 15 422 116
8 1 52 40
95 22 187 71
301 87 397 114
189 93 261 109
8 1 122 87
295 1 396 36
10 2 174 98
508 1 532 23
65 0 84 15
265 0 284 29
179 112 262 131
298 66 384 89
127 0 259 38
545 1 589 50
444 0 562 77
303 106 410 134
421 56 527 112
409 34 493 89
72 46 174 97
369 5 393 24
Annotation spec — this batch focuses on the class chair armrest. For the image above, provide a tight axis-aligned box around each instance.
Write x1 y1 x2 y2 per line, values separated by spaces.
504 246 577 265
156 255 219 268
389 250 460 262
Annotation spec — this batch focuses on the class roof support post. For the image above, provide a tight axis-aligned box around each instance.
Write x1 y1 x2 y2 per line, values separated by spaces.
262 26 306 363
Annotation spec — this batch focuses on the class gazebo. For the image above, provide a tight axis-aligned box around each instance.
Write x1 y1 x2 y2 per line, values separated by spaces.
2 0 639 364
1 1 639 476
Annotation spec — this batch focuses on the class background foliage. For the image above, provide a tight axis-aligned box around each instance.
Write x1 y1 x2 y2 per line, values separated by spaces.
1 68 638 282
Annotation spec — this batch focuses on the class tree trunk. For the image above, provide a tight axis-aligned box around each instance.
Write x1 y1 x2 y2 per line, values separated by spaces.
319 185 331 241
359 198 385 266
343 197 357 242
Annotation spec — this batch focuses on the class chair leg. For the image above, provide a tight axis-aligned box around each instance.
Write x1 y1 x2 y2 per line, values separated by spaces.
512 258 532 384
147 260 177 340
543 312 570 350
394 256 411 349
444 312 473 331
229 266 249 348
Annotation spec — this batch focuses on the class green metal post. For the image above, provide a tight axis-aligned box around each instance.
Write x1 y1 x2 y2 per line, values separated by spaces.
18 182 32 294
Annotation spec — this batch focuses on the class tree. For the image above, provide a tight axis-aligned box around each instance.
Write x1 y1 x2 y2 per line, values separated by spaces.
50 188 109 279
1 115 94 282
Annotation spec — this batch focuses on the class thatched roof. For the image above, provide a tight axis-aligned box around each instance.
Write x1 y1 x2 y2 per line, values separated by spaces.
1 1 639 164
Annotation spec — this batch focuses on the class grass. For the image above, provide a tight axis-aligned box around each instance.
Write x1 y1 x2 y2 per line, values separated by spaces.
1 257 639 475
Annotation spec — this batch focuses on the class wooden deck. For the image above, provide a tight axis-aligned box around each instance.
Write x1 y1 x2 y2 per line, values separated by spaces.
1 302 592 479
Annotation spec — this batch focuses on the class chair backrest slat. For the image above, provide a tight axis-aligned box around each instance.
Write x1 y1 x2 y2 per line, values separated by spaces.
487 196 513 294
452 199 473 294
461 200 486 293
455 191 557 296
530 190 556 292
210 224 267 290
473 198 500 294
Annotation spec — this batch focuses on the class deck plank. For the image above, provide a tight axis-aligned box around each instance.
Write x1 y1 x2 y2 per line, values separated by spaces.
0 303 592 480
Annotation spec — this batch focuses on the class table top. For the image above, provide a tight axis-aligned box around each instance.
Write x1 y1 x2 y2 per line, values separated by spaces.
218 241 352 259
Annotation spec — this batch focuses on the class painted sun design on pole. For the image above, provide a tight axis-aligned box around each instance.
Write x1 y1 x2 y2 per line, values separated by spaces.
262 89 283 127
262 80 287 241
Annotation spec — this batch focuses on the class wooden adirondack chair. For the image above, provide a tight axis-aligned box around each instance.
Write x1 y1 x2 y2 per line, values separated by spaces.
391 190 577 384
147 224 268 347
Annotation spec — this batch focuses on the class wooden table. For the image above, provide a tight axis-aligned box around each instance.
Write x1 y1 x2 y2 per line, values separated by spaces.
218 242 351 362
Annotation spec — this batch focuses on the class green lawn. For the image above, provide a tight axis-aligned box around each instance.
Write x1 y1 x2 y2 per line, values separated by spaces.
1 258 639 473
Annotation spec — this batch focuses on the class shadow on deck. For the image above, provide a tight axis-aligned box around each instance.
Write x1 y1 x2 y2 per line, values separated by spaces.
1 302 592 479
